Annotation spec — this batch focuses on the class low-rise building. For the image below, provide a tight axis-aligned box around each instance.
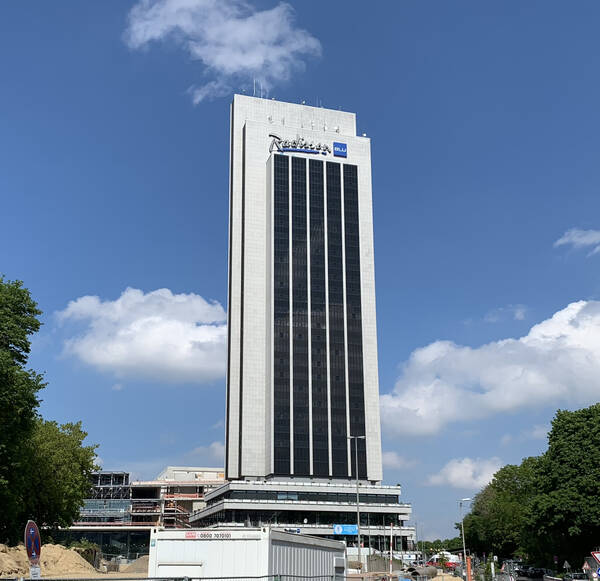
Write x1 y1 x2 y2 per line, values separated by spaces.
65 467 225 558
190 479 416 554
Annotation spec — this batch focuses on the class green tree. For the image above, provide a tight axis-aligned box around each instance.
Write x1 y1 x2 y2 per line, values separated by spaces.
22 420 98 531
462 404 600 567
0 276 97 543
0 277 45 543
463 457 539 559
521 405 600 567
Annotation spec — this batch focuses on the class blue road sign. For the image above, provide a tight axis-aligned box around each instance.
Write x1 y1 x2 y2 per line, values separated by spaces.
333 524 358 535
24 520 41 566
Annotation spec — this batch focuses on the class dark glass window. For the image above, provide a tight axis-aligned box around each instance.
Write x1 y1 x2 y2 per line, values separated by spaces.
344 164 367 478
327 161 348 477
344 164 367 479
309 159 329 477
273 155 290 475
292 157 310 476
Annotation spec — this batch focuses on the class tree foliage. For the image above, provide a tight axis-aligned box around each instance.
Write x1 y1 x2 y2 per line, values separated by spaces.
463 457 539 558
521 405 600 566
463 404 600 567
0 276 97 544
24 420 98 531
422 537 463 552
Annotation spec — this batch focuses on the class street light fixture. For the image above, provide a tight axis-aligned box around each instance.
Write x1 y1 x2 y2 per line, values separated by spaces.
459 498 472 580
348 435 366 572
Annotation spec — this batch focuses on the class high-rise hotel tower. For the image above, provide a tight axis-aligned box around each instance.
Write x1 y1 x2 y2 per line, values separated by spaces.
226 95 382 483
192 96 414 553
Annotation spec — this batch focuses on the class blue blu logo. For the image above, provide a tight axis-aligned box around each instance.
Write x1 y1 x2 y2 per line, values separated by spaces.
333 142 347 157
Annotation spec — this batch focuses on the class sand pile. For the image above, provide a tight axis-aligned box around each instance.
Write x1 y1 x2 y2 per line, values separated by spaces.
0 543 97 577
122 556 148 574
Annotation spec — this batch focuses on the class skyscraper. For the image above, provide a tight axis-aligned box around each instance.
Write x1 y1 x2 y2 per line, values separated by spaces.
226 95 382 483
192 96 414 555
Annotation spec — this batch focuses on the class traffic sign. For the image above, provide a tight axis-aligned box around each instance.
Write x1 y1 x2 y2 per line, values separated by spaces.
592 552 600 566
24 521 41 566
583 562 591 571
596 568 600 577
333 524 358 535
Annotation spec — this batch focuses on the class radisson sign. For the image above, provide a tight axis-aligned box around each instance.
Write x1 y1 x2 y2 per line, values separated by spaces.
269 133 331 155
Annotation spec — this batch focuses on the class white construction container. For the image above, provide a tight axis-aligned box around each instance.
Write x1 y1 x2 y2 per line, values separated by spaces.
147 527 346 579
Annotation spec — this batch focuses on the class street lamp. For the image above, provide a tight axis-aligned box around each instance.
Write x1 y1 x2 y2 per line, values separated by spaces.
459 498 472 580
348 435 366 572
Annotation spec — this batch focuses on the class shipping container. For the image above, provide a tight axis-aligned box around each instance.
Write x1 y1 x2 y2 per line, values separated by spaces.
147 527 346 579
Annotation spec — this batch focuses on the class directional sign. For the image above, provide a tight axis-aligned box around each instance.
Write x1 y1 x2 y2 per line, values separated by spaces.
24 521 41 566
333 524 358 535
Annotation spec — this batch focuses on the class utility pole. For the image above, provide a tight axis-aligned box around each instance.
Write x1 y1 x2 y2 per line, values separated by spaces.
348 435 366 574
459 498 472 581
390 522 393 574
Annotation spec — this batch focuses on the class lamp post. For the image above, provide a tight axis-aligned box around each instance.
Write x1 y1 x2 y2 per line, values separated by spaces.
459 498 472 580
348 435 366 573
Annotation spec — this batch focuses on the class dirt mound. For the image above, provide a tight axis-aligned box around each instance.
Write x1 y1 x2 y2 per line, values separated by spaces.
122 556 148 574
0 543 98 578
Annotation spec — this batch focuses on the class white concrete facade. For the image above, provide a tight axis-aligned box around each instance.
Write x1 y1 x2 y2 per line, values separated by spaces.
226 95 382 482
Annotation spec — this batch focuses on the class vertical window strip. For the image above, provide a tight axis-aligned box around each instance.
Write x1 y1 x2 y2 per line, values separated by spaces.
273 154 290 475
343 163 367 479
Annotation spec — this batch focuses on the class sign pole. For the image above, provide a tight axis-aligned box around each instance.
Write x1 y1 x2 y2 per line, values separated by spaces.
390 523 393 574
24 520 42 579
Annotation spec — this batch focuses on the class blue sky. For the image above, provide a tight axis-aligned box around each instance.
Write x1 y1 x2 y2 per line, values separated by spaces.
3 0 600 540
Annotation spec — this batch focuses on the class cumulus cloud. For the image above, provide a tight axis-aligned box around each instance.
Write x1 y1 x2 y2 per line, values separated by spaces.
124 0 321 103
190 440 225 463
381 300 600 435
500 424 548 447
554 228 600 256
382 451 417 471
57 287 227 384
484 304 527 323
428 457 503 490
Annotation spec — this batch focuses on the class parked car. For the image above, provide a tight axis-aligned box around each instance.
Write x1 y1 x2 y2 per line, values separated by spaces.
564 573 588 581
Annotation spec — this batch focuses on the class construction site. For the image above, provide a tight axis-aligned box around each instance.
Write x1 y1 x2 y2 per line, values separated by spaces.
58 468 225 559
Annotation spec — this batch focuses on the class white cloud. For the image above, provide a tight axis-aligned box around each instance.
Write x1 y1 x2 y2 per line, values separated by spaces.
382 451 417 470
500 424 548 446
111 383 124 391
190 440 225 463
381 300 600 435
484 304 527 323
427 457 503 490
526 424 548 440
57 287 227 384
124 0 321 104
554 228 600 256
